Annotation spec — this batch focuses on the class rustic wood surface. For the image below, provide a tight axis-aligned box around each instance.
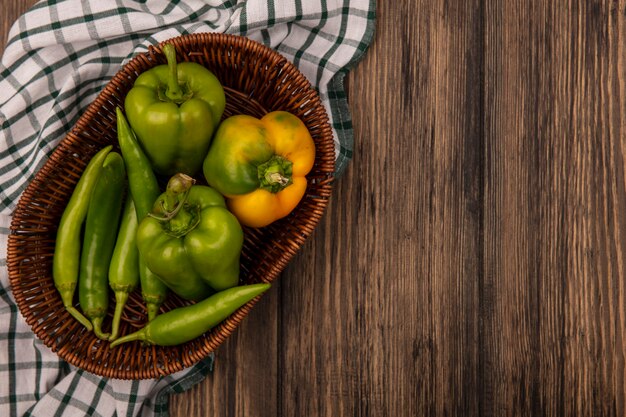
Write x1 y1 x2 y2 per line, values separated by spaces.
4 1 626 416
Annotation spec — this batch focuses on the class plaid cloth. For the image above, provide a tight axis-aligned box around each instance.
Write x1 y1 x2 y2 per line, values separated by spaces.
0 1 375 416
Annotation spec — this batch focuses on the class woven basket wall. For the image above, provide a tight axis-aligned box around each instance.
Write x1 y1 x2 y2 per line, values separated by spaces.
7 33 334 379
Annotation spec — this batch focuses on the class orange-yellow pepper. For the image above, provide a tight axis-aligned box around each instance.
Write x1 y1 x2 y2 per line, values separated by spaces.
202 111 315 228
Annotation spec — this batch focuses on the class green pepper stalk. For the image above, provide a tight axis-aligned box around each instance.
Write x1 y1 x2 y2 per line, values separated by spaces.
136 173 244 301
110 283 271 347
116 108 168 321
53 145 113 331
163 44 185 103
124 43 226 176
78 152 126 339
108 198 139 341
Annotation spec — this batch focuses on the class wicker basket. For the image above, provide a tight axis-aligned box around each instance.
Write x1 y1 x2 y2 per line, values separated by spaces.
6 33 334 379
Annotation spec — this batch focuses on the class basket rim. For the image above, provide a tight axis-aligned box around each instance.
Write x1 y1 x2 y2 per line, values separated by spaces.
6 33 335 379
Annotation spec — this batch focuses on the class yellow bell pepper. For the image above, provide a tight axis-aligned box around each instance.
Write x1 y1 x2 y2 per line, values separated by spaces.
202 111 315 227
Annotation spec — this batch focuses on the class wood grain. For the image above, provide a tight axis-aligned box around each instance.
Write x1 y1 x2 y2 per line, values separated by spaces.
0 0 25 52
482 1 626 416
3 0 626 416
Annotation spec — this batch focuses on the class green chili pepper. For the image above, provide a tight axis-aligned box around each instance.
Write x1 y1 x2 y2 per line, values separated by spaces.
108 198 139 341
78 151 126 339
110 283 270 347
124 43 225 176
53 145 113 331
116 107 168 321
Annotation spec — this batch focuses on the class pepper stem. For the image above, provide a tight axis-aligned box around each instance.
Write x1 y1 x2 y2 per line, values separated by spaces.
109 328 148 348
66 305 94 332
258 156 293 193
58 285 93 331
163 173 194 212
267 172 290 186
144 298 162 322
92 317 110 340
149 174 201 237
163 43 184 102
110 291 130 341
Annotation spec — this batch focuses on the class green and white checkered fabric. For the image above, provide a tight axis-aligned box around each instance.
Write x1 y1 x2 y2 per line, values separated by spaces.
0 1 375 416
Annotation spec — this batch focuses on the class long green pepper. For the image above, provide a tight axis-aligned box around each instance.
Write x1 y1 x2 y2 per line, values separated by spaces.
116 107 168 321
110 283 270 347
108 198 140 341
53 145 112 331
78 152 126 339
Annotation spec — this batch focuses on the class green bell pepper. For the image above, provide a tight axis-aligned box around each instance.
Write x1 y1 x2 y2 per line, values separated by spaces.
124 43 225 176
136 173 244 301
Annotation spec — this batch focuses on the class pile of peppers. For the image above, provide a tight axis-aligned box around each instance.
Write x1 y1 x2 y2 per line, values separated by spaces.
51 42 316 347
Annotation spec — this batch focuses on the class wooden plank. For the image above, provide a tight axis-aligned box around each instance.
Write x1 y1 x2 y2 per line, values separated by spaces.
428 1 484 415
0 0 30 56
276 1 484 416
482 0 626 415
482 1 562 415
169 290 279 416
1 1 20 52
555 1 626 415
